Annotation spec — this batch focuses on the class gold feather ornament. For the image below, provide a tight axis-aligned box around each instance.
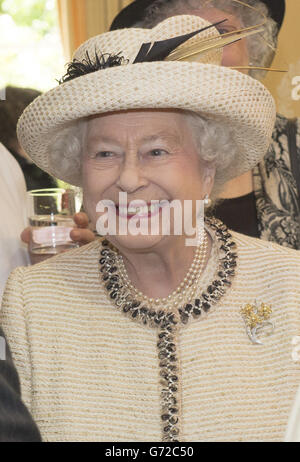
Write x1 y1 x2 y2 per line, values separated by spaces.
132 16 286 73
165 26 264 62
131 0 287 74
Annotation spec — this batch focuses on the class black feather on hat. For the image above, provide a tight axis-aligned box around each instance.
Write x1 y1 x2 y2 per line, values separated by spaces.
110 0 285 31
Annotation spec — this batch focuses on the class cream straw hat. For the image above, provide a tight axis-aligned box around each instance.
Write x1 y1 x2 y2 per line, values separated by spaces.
17 15 276 186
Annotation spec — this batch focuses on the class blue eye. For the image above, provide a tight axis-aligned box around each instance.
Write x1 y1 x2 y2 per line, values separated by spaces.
95 151 114 158
149 149 167 157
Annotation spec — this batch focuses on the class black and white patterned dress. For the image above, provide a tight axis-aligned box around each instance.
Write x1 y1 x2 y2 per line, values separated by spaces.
253 114 300 249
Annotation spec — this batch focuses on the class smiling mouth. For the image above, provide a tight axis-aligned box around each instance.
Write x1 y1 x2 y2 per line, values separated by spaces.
115 201 169 219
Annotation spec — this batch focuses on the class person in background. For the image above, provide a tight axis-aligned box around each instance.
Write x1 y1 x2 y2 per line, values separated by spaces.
0 139 69 441
110 0 300 250
0 142 29 299
0 327 41 441
0 143 41 441
0 86 57 191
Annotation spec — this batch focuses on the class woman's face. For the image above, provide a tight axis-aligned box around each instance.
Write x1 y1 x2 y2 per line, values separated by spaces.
82 110 214 251
187 6 250 72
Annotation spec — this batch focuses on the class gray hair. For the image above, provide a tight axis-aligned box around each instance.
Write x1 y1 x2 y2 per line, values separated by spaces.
49 121 86 185
49 110 237 199
136 0 279 80
183 111 237 198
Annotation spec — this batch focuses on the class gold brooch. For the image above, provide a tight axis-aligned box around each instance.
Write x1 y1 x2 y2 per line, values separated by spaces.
241 301 274 345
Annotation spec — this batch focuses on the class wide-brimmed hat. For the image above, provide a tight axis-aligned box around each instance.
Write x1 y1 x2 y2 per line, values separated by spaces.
110 0 285 31
17 15 275 186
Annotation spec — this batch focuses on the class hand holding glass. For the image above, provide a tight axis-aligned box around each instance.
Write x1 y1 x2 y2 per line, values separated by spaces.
27 188 82 260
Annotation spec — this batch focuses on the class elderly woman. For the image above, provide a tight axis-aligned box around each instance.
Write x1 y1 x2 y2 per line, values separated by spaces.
1 14 300 442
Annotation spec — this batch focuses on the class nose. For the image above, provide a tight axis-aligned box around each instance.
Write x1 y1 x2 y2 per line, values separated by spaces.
116 158 148 193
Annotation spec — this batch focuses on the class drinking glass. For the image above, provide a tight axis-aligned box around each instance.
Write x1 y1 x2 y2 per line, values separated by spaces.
27 188 82 260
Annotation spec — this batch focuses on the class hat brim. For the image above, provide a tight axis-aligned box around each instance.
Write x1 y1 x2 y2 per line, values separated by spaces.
17 61 275 186
110 0 285 31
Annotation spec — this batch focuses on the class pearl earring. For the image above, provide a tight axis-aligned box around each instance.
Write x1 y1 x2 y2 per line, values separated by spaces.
204 194 211 208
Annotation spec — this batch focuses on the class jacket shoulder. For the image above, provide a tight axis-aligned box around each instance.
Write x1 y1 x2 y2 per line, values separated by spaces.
232 231 300 265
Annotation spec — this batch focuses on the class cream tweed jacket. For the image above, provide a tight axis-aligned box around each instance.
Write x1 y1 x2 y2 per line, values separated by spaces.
1 231 300 442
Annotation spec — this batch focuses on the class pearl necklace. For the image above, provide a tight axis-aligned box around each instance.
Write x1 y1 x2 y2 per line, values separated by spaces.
99 217 237 325
117 230 208 310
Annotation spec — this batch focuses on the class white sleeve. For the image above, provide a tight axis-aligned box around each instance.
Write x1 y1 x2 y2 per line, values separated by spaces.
0 144 29 299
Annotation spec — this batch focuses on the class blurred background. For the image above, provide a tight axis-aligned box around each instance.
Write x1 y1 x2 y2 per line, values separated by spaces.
0 0 299 114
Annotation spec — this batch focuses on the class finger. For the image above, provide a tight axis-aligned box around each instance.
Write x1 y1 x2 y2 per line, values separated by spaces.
70 228 95 245
73 212 89 228
21 227 31 244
